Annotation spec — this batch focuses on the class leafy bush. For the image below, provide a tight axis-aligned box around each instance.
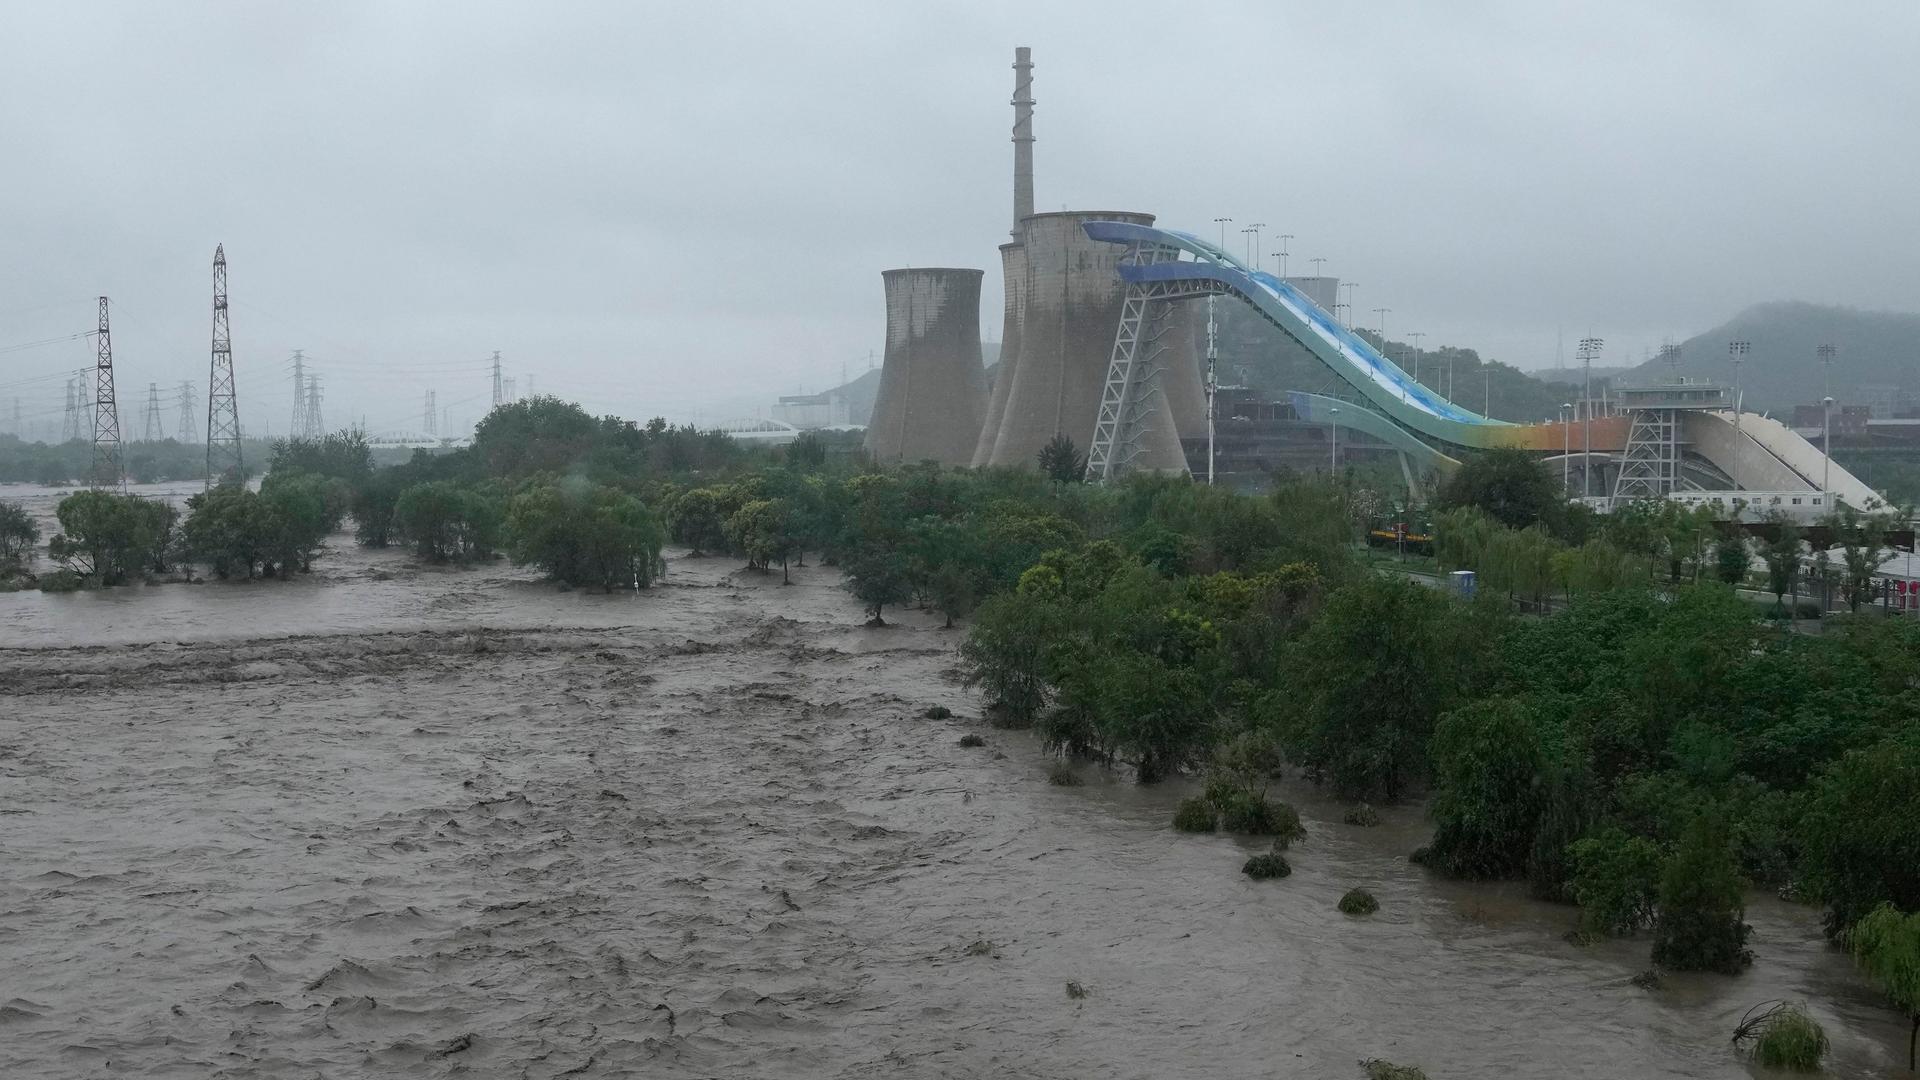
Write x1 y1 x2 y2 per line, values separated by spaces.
1338 888 1380 915
1344 804 1381 827
1651 815 1752 973
1172 797 1216 833
1242 850 1291 880
1361 1060 1427 1080
1424 698 1547 879
1797 734 1920 938
956 733 986 748
1751 1005 1828 1071
1046 760 1081 786
1846 903 1920 1071
393 480 501 563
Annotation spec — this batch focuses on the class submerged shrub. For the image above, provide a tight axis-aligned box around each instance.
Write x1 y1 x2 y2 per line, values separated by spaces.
1338 888 1380 915
923 705 953 719
1361 1059 1428 1080
1046 760 1082 786
956 733 986 748
1172 797 1217 833
1243 850 1291 880
1568 827 1662 937
1752 1005 1828 1071
1343 803 1381 827
1652 815 1753 974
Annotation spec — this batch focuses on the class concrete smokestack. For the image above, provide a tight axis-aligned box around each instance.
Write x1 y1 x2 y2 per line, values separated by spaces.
866 268 989 465
1012 47 1034 236
972 241 1027 466
986 210 1156 468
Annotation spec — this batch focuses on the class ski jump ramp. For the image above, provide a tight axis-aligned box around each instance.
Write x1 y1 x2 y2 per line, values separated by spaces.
1082 221 1881 508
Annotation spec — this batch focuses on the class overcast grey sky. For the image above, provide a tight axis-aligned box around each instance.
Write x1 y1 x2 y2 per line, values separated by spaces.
4 1 1917 439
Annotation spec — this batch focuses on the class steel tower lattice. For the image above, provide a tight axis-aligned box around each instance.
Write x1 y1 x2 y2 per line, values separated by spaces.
92 297 125 489
207 245 243 484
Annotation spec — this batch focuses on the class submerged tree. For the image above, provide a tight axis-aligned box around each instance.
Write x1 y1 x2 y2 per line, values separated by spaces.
0 500 39 563
1848 903 1920 1070
1651 814 1752 974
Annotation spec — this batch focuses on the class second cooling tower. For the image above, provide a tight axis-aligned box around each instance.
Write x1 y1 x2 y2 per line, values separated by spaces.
987 210 1195 471
865 268 989 465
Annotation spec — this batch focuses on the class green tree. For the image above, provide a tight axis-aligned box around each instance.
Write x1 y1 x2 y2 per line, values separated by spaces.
843 542 912 625
1568 828 1663 937
268 430 373 485
259 471 340 574
0 499 38 562
470 397 603 477
1436 447 1562 531
785 430 828 470
1847 903 1920 1070
1758 513 1802 615
667 487 729 556
1825 504 1898 612
962 588 1063 725
1037 434 1086 484
1651 814 1752 974
726 498 798 581
182 486 274 580
394 480 501 563
1797 734 1920 938
1713 531 1750 586
48 490 174 584
505 481 664 591
1279 576 1489 799
1425 697 1547 878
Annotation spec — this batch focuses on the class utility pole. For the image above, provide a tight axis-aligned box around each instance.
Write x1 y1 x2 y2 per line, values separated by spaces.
1276 234 1293 277
1577 337 1604 498
92 296 125 490
491 351 503 408
291 349 308 439
175 381 196 443
1408 331 1426 383
1728 339 1750 490
143 382 164 442
207 244 244 486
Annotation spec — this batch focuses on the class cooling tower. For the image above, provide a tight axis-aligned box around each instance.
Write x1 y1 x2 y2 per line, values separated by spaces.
865 268 989 465
972 241 1026 466
986 210 1157 469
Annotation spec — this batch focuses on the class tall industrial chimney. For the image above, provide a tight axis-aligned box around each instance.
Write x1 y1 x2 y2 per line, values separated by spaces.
1012 47 1034 236
866 268 989 465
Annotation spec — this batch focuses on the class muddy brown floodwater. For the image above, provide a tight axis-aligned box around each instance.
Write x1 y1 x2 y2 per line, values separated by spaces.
0 523 1911 1078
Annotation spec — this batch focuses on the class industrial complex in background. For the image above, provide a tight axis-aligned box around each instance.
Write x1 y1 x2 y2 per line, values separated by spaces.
711 46 1909 535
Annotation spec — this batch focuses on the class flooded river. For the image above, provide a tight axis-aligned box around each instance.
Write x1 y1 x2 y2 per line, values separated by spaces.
0 495 1910 1077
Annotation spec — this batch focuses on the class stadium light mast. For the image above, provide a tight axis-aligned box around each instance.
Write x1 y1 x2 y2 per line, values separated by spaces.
1328 405 1340 474
1275 234 1293 277
1212 216 1232 250
1408 331 1426 384
1561 403 1573 495
1822 395 1835 494
1242 223 1264 266
1728 339 1750 490
1577 337 1604 498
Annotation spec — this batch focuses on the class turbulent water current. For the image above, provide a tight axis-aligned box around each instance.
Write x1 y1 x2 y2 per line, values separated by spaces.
0 483 1910 1077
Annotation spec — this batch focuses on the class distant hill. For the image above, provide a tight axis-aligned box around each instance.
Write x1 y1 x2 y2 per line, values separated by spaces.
1625 301 1920 413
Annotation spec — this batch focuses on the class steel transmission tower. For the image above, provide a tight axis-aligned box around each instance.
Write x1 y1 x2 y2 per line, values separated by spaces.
503 376 517 403
207 244 243 485
91 297 126 489
491 351 503 407
62 379 80 443
176 381 196 442
290 349 310 438
304 375 324 438
423 390 437 435
143 382 164 442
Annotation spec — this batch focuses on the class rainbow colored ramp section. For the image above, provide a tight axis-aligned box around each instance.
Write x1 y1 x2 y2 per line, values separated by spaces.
1082 221 1591 459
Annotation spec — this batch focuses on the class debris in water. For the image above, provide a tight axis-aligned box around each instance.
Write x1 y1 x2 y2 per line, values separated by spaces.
965 939 994 957
1065 981 1087 999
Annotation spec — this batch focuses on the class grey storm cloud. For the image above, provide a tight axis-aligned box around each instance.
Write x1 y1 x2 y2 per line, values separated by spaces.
4 0 1917 436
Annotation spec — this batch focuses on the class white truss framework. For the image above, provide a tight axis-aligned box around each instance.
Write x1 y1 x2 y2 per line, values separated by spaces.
1086 241 1228 481
1612 407 1683 501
